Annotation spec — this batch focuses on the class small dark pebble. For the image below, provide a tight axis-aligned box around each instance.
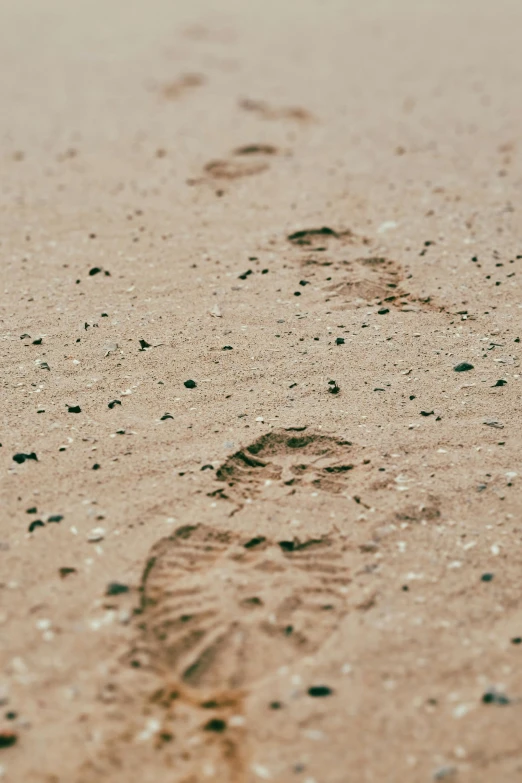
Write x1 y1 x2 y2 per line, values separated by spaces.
48 515 63 524
184 380 197 389
204 718 227 733
454 362 474 372
327 380 340 394
26 507 37 514
374 388 385 392
269 701 283 710
420 410 435 417
308 686 333 698
244 536 266 549
299 280 310 286
378 308 389 315
32 337 42 345
108 400 121 409
493 379 507 387
201 464 214 471
482 689 510 706
13 452 38 464
160 413 174 420
139 339 151 350
5 712 17 721
481 573 494 582
28 520 45 533
92 463 100 470
511 637 522 645
278 541 295 552
20 333 30 339
409 395 416 400
335 337 345 345
59 567 77 578
238 270 252 280
67 405 82 413
0 730 17 748
222 345 233 350
89 267 102 276
106 582 129 596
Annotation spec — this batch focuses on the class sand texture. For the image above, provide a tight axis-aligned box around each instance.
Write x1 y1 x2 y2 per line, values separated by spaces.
1 0 522 780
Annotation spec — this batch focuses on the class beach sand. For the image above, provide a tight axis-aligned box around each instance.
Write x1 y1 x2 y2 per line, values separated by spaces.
1 0 522 780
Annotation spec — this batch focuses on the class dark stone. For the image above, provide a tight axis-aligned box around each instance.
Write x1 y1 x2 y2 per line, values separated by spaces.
378 307 390 315
0 731 17 748
244 536 266 549
13 452 38 464
106 582 129 596
28 520 45 533
454 362 474 372
48 515 63 523
67 405 82 413
482 689 510 705
184 380 197 389
308 686 333 697
481 573 494 582
335 337 345 345
108 400 121 409
160 413 174 420
204 718 227 733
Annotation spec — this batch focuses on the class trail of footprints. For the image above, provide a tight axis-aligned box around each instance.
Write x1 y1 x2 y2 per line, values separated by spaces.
130 432 359 688
93 431 362 781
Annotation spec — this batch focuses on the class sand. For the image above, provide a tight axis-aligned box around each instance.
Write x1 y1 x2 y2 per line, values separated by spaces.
1 0 522 780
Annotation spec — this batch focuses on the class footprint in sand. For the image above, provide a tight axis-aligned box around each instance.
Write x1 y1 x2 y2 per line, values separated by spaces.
128 523 352 687
87 521 354 783
287 227 442 311
159 73 206 100
210 428 358 507
238 97 315 123
200 144 281 182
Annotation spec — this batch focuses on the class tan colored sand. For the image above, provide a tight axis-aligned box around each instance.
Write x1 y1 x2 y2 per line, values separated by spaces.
1 0 522 780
